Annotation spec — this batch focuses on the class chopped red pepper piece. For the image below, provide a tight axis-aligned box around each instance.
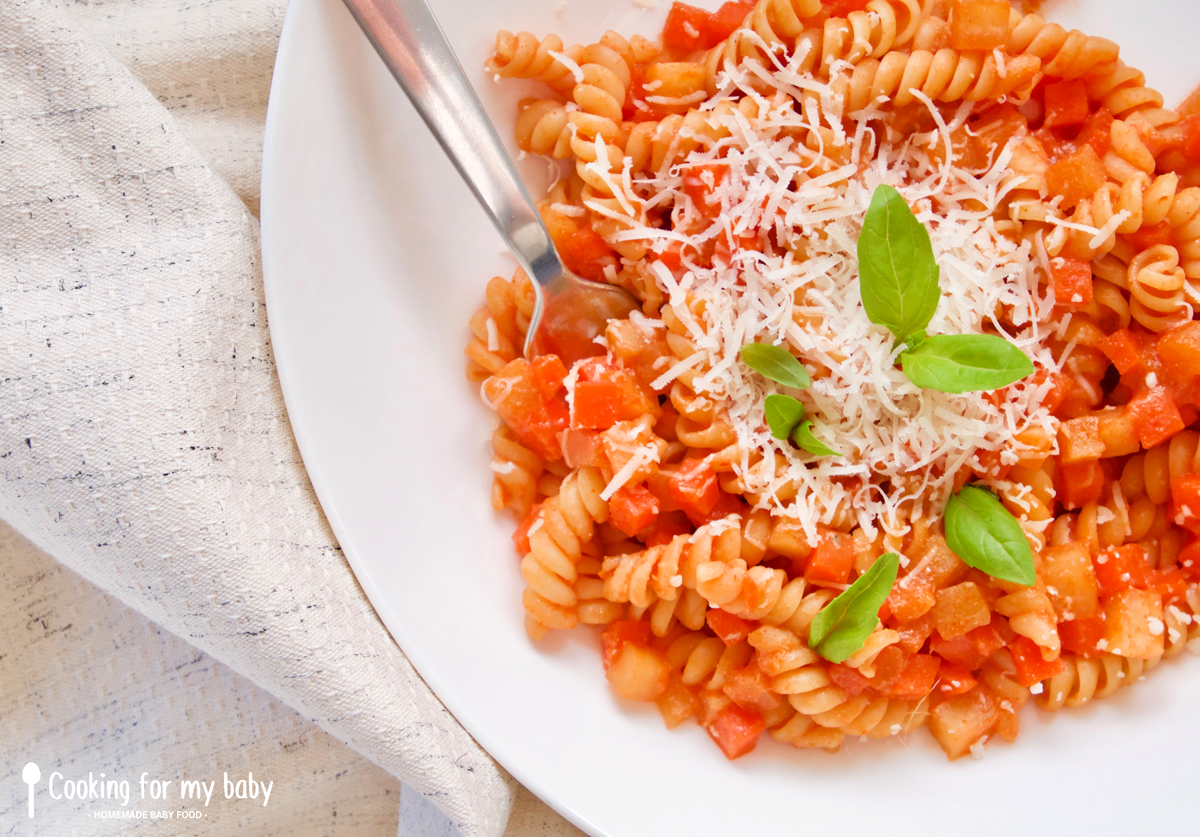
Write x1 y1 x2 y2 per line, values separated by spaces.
1127 385 1185 449
707 609 753 646
706 704 765 760
609 483 661 537
1008 635 1065 687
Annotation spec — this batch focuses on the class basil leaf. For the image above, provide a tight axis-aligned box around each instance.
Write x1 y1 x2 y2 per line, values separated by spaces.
740 343 810 390
900 329 927 351
764 394 805 440
900 334 1034 393
809 552 900 663
857 185 940 340
945 485 1035 586
792 420 841 456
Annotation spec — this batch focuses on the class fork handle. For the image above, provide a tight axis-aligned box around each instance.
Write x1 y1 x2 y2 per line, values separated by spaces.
340 0 565 288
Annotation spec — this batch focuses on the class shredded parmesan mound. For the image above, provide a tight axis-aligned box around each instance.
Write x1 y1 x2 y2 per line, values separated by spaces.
597 62 1071 539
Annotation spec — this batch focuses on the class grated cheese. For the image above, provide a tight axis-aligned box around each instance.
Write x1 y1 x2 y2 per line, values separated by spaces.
548 50 584 84
583 58 1059 540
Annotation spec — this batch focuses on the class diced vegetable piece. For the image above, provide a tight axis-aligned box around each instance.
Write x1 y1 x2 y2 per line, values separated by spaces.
482 359 569 461
1043 79 1090 128
1008 635 1065 687
1183 113 1200 162
805 531 856 585
559 226 615 282
663 1 753 52
644 62 708 103
1101 588 1165 659
1093 544 1151 597
948 0 1010 50
1126 221 1174 251
560 427 607 469
936 662 979 697
828 663 871 696
929 688 1000 760
640 510 691 546
1100 328 1144 374
572 359 659 430
887 574 937 622
1171 475 1200 524
932 582 992 640
721 660 780 712
532 355 568 398
707 609 753 646
1076 107 1114 156
511 504 542 555
969 619 1011 657
1156 321 1200 383
1178 538 1200 580
930 633 985 670
1058 415 1104 463
1059 617 1105 657
1050 257 1093 307
1057 460 1104 510
1040 542 1100 620
656 673 699 728
706 704 766 760
971 104 1029 159
668 457 720 519
1045 145 1107 209
601 621 654 671
1094 408 1140 458
605 318 675 393
893 613 935 654
879 653 940 699
609 483 660 537
1127 386 1185 449
1150 566 1188 607
606 641 671 701
710 1 755 40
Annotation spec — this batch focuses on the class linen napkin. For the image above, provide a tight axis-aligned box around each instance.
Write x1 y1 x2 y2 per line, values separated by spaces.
0 0 579 834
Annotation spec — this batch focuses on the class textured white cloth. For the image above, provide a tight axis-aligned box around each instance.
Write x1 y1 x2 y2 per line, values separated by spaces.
0 0 579 834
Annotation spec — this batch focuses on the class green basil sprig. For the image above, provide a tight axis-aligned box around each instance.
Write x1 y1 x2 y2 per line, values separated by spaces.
792 420 840 456
858 186 1034 394
944 485 1035 586
809 552 900 663
858 185 940 342
764 393 805 439
739 343 811 390
901 334 1035 394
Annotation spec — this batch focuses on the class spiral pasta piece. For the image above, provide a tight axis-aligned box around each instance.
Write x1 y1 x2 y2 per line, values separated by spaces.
842 49 1040 113
521 467 609 635
1127 244 1188 332
1006 9 1119 79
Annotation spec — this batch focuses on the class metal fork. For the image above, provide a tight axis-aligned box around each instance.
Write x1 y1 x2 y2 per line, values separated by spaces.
341 0 638 362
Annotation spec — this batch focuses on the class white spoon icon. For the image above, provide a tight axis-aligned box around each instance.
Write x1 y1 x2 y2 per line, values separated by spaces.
22 762 40 818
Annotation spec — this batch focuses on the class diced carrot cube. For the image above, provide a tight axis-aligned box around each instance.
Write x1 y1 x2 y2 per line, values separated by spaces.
482 359 569 461
706 704 766 760
1183 113 1200 161
805 531 856 585
1150 566 1188 607
1043 79 1090 128
936 662 979 697
559 427 607 469
886 574 937 622
1093 544 1152 597
931 633 985 670
721 660 780 713
1045 145 1107 209
1155 321 1200 383
1126 221 1174 251
668 457 720 519
707 609 753 646
601 621 654 671
608 483 660 537
511 503 542 555
1170 475 1200 524
969 619 1012 657
1057 460 1104 510
828 663 871 697
948 0 1010 50
1179 538 1200 580
560 226 615 282
893 613 935 654
532 355 568 398
1058 416 1104 463
1009 635 1065 687
880 653 941 699
1076 107 1114 156
1127 385 1185 449
1050 257 1093 307
1059 617 1105 657
1101 329 1143 373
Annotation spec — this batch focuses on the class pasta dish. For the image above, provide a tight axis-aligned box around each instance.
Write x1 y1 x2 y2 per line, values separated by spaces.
465 0 1200 760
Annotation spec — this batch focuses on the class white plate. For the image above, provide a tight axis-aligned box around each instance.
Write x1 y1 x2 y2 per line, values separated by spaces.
261 2 1200 834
